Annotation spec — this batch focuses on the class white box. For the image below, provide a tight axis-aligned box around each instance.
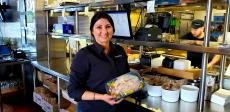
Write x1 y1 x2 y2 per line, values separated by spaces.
42 100 58 112
211 89 230 106
33 92 43 107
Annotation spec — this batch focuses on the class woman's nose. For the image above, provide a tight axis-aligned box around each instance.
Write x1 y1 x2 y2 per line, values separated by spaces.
101 27 108 35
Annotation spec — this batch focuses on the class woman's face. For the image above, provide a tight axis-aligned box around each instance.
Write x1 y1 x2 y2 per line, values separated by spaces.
92 18 113 46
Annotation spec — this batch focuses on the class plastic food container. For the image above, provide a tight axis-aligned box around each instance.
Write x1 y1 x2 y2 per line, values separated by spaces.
180 85 199 102
146 84 162 96
173 59 191 70
161 82 180 102
145 75 169 97
105 71 144 101
162 88 180 102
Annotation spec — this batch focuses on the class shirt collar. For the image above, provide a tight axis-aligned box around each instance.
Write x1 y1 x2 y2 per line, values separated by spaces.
94 41 116 56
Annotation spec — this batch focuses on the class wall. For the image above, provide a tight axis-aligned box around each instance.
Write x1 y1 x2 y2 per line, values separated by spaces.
194 9 226 20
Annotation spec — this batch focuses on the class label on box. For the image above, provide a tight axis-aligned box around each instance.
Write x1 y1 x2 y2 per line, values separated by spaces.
33 92 43 106
42 100 54 112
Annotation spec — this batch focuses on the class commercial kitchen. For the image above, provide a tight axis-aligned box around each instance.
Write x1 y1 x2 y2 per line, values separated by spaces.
1 0 230 112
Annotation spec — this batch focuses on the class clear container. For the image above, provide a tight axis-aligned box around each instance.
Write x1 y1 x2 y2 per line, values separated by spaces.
105 71 144 101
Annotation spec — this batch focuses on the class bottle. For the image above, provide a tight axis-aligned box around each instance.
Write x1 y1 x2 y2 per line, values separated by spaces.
44 0 48 7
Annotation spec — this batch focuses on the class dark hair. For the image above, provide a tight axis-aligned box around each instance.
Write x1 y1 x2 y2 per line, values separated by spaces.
90 12 115 37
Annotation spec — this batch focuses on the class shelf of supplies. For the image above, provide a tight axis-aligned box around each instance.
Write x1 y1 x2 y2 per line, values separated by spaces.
44 5 85 12
47 32 91 39
113 39 230 56
48 32 76 37
43 79 58 94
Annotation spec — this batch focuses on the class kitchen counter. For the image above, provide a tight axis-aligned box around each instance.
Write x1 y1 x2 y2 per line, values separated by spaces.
32 58 70 82
32 58 230 112
126 95 230 112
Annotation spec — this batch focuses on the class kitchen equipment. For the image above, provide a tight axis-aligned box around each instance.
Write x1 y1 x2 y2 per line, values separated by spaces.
180 85 199 102
162 100 179 112
140 55 152 66
145 75 169 96
162 87 180 102
162 57 175 68
205 72 219 101
152 67 200 80
140 54 160 66
135 25 162 41
187 79 200 87
180 100 197 112
146 96 161 109
211 89 230 106
151 55 165 68
223 77 230 90
145 12 171 33
173 59 191 70
146 84 162 96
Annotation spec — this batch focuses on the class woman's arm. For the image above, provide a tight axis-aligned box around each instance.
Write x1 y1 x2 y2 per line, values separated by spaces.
81 91 122 105
68 50 89 102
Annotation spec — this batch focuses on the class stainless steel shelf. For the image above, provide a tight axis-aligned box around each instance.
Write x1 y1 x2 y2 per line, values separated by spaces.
113 39 230 56
43 5 85 12
32 60 70 82
48 32 76 37
90 0 135 7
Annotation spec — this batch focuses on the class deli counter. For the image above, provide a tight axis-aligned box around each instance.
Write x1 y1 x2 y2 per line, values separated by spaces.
31 57 230 112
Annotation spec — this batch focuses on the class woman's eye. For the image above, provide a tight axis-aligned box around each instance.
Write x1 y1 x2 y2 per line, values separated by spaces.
106 25 112 29
96 26 102 29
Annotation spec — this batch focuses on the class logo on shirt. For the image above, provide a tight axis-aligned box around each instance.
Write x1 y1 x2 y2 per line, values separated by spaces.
114 54 122 58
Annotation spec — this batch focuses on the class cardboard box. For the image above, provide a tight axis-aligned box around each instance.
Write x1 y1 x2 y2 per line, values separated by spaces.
33 92 43 107
43 79 58 94
42 99 58 112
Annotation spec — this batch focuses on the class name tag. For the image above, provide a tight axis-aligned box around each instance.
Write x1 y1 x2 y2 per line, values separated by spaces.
115 54 122 58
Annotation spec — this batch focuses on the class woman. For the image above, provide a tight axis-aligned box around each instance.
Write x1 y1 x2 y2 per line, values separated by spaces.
68 12 130 112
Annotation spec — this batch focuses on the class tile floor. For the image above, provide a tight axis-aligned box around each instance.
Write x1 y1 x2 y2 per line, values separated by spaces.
1 93 43 112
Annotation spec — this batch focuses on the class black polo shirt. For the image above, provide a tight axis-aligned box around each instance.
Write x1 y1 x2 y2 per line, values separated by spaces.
68 42 130 112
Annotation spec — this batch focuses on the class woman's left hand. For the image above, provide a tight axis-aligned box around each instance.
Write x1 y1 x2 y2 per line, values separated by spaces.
99 94 123 105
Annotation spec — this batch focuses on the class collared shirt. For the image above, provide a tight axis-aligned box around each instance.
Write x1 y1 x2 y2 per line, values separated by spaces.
68 42 129 112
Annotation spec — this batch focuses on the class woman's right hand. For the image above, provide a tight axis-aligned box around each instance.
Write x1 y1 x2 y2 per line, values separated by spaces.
100 94 123 105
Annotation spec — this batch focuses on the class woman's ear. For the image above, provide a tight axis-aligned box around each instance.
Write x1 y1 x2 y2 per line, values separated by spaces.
91 34 95 42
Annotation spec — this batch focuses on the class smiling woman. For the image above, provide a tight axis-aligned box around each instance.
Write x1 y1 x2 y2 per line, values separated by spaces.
68 12 133 112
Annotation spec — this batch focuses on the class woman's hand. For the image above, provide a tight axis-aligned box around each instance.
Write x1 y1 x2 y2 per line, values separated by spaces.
100 94 123 105
82 91 123 105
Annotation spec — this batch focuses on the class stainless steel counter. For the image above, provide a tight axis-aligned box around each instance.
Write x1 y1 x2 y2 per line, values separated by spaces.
31 58 70 82
112 39 230 56
32 58 230 112
127 96 230 112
